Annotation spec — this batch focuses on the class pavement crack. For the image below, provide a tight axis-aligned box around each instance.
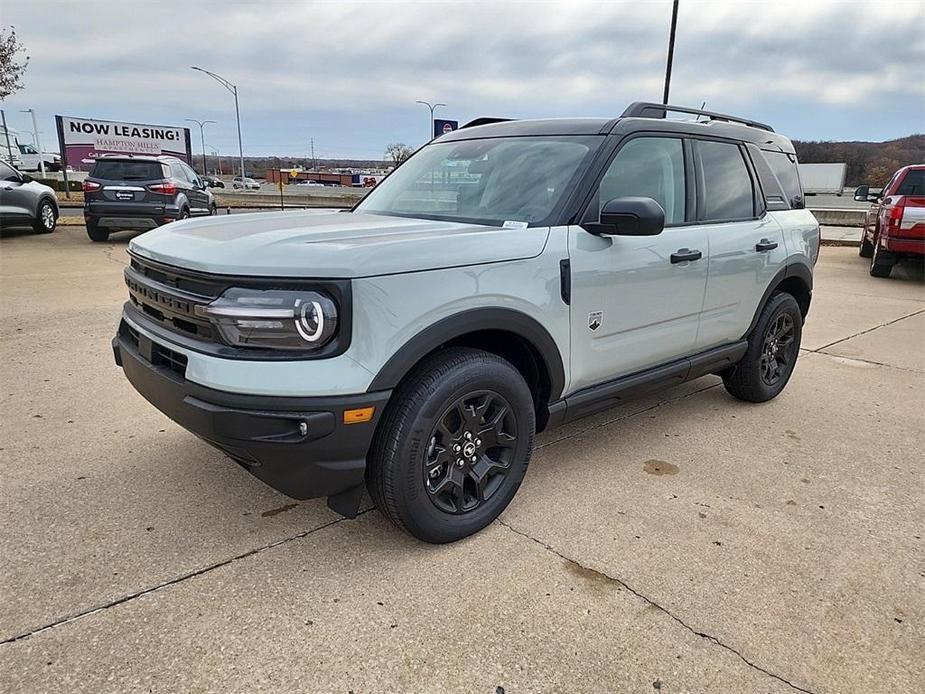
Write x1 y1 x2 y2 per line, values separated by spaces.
498 519 817 694
0 509 371 647
811 308 925 353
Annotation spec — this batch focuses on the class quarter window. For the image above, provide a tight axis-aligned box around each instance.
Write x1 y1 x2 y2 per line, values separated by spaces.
598 137 686 225
698 140 754 221
763 151 803 209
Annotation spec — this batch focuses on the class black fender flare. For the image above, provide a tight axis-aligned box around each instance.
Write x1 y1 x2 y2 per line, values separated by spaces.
742 262 813 338
367 307 566 401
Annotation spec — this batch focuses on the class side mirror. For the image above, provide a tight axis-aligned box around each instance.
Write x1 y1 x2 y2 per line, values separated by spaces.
21 173 33 183
853 185 869 202
593 196 665 236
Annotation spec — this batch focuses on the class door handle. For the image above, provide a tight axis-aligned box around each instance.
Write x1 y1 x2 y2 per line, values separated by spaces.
755 238 778 252
670 248 702 264
1 186 12 191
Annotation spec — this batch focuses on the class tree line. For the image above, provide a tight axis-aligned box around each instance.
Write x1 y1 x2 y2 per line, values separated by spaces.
793 135 924 187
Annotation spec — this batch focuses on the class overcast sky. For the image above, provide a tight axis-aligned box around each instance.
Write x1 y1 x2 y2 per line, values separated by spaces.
2 0 923 159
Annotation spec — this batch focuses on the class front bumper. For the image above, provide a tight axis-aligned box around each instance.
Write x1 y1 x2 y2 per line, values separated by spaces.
112 324 390 516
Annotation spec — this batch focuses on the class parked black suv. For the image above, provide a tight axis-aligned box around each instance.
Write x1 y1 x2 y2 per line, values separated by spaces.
83 155 216 242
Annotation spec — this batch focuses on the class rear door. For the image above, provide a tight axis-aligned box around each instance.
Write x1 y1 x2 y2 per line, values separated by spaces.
567 134 709 393
179 162 210 214
695 139 787 349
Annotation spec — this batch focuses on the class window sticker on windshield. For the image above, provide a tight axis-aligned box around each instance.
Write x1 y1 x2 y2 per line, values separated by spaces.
502 220 529 229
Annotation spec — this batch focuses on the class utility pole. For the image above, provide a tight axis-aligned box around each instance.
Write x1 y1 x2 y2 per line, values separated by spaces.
20 109 45 177
185 118 216 175
191 67 246 179
0 110 14 164
415 100 446 144
662 0 680 105
311 137 316 170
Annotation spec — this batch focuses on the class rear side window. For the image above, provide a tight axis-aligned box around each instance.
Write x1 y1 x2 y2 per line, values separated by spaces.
598 137 686 225
91 160 164 181
697 140 754 221
763 151 803 209
896 170 924 196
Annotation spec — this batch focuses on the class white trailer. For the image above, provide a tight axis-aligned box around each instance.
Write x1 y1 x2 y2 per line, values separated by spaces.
798 162 848 196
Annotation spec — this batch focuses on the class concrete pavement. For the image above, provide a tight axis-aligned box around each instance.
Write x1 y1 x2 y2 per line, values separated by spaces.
1 226 922 693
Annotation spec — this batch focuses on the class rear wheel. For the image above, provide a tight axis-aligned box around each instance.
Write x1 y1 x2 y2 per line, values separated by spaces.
33 199 57 234
86 219 109 242
723 292 802 403
367 347 535 543
209 203 217 216
869 236 895 278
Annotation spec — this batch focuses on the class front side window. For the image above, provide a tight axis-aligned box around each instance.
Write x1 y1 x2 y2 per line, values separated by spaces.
598 137 686 225
355 136 597 226
0 160 19 182
698 140 755 221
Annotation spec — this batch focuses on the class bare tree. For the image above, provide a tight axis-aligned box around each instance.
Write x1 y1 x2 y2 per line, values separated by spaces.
0 26 29 100
384 143 413 166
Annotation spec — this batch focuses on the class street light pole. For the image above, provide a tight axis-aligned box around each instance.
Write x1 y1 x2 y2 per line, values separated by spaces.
191 66 246 179
20 109 45 178
185 118 216 175
662 0 680 105
415 100 446 144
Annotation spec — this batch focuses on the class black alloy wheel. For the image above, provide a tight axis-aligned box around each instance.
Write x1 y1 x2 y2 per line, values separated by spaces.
759 313 796 387
423 390 517 514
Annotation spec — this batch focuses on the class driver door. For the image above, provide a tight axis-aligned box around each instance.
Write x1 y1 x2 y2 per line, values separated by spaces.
567 135 708 393
0 161 33 221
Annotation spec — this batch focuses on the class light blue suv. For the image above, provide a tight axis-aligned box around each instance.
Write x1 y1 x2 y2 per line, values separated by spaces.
113 103 819 543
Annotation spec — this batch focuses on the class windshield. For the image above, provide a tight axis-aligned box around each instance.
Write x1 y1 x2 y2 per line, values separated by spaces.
356 136 597 226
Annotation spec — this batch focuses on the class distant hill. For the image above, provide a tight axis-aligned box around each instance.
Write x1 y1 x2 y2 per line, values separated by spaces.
793 135 924 187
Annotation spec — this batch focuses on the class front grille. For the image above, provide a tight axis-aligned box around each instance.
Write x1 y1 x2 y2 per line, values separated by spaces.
125 257 220 342
119 320 188 378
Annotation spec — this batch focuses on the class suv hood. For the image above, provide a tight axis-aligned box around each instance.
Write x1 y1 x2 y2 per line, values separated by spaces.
129 210 550 278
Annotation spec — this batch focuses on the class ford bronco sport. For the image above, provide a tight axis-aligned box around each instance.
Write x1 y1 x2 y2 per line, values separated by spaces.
113 103 819 543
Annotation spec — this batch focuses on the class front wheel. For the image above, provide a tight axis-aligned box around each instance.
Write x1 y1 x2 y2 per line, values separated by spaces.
366 347 535 543
723 292 802 403
859 229 874 258
33 200 57 234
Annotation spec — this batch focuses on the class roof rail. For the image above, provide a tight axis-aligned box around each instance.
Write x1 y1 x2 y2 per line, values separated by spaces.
620 102 774 133
460 117 515 129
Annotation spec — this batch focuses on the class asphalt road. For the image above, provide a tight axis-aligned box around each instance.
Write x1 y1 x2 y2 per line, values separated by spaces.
0 227 923 693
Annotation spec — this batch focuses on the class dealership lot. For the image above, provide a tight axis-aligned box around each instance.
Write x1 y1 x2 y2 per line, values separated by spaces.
0 226 923 692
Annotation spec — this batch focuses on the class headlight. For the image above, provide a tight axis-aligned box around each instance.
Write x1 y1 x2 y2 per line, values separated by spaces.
195 288 338 351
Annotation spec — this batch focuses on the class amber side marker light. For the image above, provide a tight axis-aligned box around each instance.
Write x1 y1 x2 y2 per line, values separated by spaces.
343 406 375 424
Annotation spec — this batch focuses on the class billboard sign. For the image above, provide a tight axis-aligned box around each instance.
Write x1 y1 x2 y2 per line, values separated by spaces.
433 118 458 138
55 115 193 171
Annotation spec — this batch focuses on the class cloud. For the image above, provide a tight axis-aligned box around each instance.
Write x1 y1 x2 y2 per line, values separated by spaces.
2 0 923 157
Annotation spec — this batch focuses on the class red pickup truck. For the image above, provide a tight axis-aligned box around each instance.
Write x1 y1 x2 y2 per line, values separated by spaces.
856 165 925 277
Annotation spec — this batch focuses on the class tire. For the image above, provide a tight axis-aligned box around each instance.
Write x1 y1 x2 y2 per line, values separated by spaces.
859 230 874 258
86 219 109 242
723 291 802 403
869 236 895 278
209 203 217 216
33 199 57 234
179 208 190 220
366 347 535 544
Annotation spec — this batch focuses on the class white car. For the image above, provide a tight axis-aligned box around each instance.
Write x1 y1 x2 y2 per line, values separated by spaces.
296 180 325 187
232 176 260 190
